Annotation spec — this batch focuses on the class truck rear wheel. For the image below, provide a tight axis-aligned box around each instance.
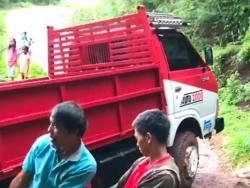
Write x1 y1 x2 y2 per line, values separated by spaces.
172 131 199 188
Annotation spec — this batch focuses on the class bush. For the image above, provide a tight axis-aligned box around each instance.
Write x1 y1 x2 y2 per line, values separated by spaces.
242 82 250 103
28 60 46 78
211 57 224 87
219 72 246 105
212 45 240 87
235 29 250 71
71 7 96 25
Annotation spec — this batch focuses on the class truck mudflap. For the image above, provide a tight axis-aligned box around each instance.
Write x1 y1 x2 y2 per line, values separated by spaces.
215 117 224 133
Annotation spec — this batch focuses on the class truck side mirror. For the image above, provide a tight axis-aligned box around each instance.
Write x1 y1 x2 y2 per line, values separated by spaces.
204 46 213 65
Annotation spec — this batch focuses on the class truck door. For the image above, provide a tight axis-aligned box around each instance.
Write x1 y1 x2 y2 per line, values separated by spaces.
158 32 218 134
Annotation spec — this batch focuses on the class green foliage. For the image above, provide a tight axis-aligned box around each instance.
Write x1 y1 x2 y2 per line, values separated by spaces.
212 28 250 86
0 10 7 81
212 45 240 86
224 131 250 168
71 7 96 25
0 10 6 51
97 0 139 17
70 0 249 51
28 60 46 78
0 60 6 81
234 29 250 71
153 0 250 47
29 0 59 5
220 104 250 168
213 0 249 45
71 0 142 25
210 60 223 87
235 46 250 71
0 0 8 8
0 0 60 7
243 82 250 103
219 72 246 105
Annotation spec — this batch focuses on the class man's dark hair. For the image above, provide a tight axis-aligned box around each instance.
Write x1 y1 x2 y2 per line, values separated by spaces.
132 109 170 145
51 101 86 137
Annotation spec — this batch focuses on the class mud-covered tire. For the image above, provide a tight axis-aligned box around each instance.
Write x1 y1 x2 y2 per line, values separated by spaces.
171 131 199 188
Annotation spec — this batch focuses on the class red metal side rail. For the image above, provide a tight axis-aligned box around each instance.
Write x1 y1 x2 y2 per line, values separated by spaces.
0 64 164 180
47 6 155 78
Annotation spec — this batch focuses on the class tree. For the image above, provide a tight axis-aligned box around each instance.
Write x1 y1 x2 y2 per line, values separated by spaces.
70 0 250 48
155 0 250 46
0 0 9 7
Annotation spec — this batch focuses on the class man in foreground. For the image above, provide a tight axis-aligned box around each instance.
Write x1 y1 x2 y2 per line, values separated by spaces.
112 109 180 188
10 101 97 188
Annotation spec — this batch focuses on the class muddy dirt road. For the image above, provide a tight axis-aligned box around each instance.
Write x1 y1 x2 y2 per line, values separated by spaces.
192 138 250 188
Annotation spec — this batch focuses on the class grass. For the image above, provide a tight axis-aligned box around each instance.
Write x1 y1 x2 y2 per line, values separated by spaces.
0 61 46 82
213 28 250 170
220 103 250 169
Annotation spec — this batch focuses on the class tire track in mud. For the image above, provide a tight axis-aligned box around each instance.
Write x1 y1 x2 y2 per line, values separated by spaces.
192 138 250 188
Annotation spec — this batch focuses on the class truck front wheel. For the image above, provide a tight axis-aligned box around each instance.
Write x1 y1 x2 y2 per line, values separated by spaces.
172 131 199 188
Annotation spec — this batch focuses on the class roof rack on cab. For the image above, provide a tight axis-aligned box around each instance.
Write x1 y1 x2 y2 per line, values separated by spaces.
137 5 189 29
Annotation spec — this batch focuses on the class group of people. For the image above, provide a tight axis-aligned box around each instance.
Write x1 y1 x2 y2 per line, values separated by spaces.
9 101 180 188
7 32 32 81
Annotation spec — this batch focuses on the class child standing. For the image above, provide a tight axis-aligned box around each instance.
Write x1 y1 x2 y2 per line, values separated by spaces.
7 38 18 81
20 31 29 48
19 46 30 80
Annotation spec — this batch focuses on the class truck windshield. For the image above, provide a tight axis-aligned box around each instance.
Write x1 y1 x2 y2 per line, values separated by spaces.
158 32 203 71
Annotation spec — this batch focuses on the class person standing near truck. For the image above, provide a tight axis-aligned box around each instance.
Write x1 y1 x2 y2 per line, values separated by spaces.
19 46 30 80
7 38 18 81
19 31 30 49
9 101 97 188
112 109 180 188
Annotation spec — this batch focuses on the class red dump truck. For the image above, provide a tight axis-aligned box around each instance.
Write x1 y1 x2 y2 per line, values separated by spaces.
0 6 224 188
